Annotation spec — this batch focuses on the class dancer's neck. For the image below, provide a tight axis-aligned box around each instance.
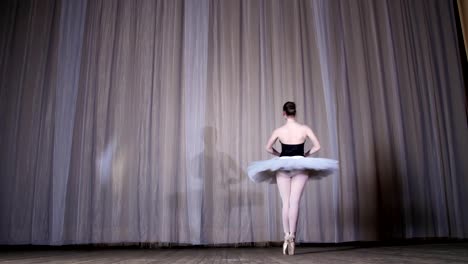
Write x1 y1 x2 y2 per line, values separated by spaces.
285 117 296 124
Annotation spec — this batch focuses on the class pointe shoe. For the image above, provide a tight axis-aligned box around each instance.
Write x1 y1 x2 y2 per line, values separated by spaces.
282 232 290 255
287 233 295 255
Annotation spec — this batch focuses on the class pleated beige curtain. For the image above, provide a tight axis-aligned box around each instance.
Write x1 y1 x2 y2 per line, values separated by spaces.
0 0 467 245
458 0 468 59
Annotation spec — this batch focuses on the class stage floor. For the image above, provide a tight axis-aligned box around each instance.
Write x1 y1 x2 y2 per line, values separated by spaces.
1 242 467 263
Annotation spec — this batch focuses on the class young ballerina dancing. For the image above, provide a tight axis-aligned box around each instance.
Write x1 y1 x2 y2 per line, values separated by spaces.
247 101 338 255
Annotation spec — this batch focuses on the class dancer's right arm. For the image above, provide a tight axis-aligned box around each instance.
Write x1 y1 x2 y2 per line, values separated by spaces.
265 129 281 156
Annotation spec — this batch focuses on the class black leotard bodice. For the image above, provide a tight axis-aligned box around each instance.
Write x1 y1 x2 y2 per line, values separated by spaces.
280 142 305 157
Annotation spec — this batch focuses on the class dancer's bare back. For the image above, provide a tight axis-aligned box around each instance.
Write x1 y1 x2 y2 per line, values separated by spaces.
265 121 321 156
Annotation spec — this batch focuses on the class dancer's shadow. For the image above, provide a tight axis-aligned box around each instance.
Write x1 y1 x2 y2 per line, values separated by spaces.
198 126 263 244
164 126 264 244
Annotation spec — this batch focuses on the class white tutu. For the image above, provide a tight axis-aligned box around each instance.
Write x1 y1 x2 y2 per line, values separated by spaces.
247 156 339 184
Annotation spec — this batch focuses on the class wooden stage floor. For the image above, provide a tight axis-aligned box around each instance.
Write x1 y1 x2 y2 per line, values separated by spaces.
1 242 467 263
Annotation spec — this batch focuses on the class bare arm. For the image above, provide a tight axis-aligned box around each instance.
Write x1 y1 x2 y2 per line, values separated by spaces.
265 129 281 156
304 126 321 156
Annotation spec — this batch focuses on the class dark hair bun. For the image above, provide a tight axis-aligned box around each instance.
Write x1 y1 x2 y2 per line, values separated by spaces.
283 101 296 116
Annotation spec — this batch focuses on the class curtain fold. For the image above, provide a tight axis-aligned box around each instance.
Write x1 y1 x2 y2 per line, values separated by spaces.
0 0 467 245
458 0 468 59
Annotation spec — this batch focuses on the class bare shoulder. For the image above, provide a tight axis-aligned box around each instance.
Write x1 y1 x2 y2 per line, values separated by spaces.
301 124 313 133
269 127 280 136
272 126 283 135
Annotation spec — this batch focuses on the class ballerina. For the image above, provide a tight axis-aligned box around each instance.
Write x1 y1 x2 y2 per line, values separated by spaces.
247 101 339 255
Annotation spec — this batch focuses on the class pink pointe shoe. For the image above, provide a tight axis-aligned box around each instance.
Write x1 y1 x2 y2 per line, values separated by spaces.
282 232 290 255
282 232 295 255
287 233 295 255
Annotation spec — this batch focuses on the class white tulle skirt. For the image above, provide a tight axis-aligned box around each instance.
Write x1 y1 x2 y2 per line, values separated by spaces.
247 156 339 184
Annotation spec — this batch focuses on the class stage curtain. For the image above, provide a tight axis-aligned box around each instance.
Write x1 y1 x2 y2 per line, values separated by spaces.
458 0 468 59
0 0 467 245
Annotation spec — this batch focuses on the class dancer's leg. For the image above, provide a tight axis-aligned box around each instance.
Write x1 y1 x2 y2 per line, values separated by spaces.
289 173 308 234
276 172 291 234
